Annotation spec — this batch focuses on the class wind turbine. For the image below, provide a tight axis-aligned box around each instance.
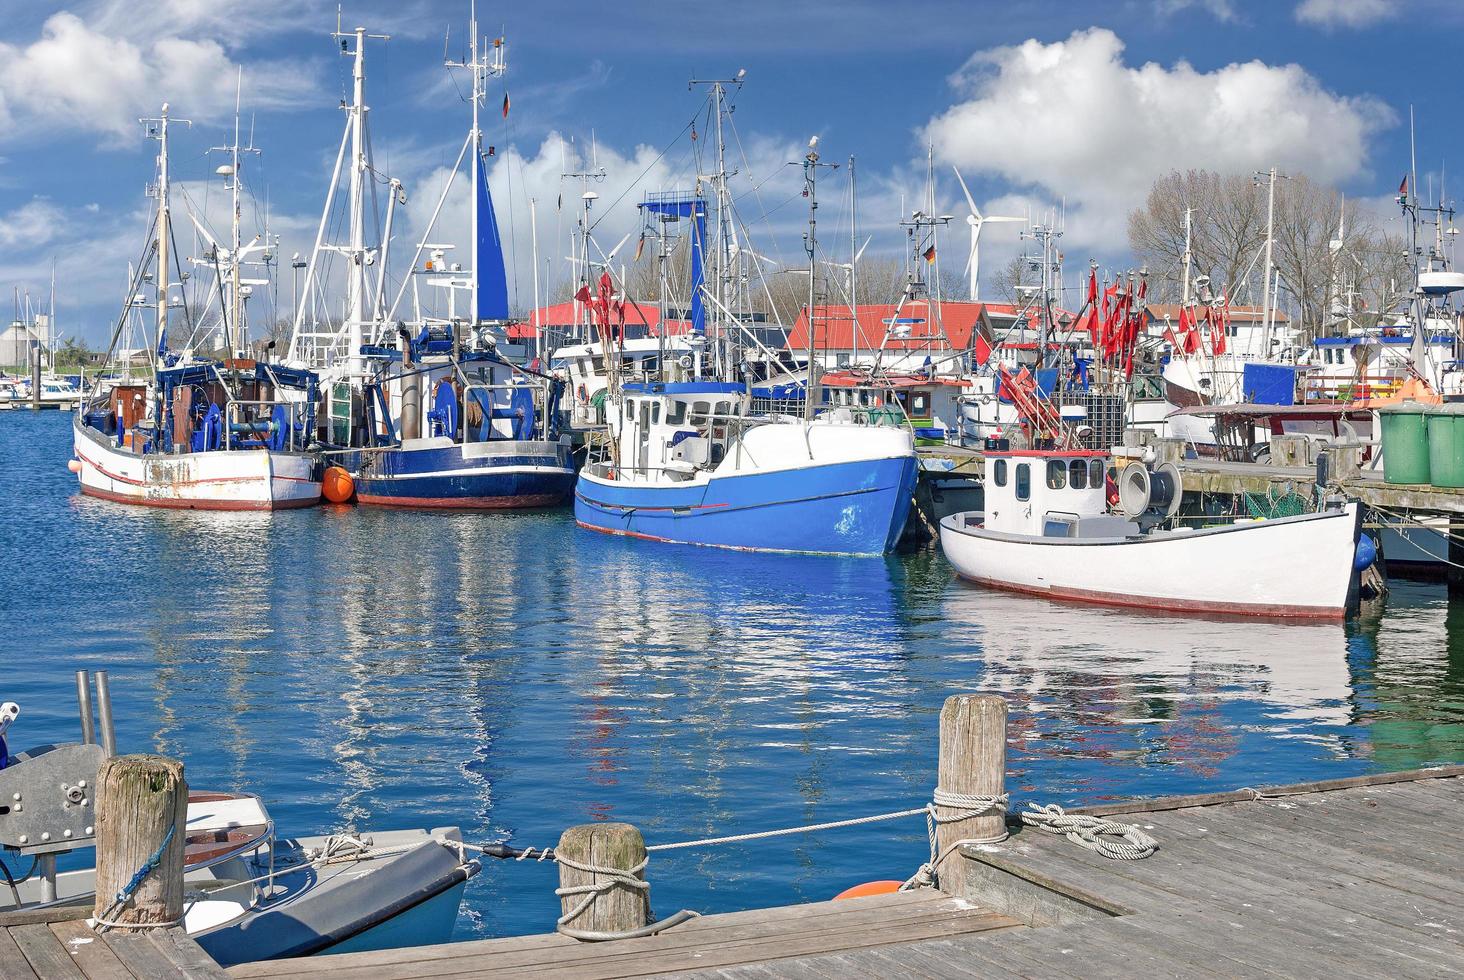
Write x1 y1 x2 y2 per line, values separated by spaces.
953 167 1023 302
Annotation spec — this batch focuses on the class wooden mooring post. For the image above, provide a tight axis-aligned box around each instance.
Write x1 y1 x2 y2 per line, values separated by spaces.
935 693 1008 891
93 754 187 928
556 822 650 939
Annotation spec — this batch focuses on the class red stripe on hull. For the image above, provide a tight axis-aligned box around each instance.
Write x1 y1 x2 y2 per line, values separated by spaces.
75 448 316 488
357 493 566 509
953 573 1344 620
79 485 319 511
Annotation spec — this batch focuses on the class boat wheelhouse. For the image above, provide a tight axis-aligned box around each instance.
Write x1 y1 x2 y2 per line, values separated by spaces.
939 448 1364 618
574 381 918 555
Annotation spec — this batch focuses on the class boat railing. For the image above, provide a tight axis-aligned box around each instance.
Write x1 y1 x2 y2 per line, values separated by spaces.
1299 372 1403 404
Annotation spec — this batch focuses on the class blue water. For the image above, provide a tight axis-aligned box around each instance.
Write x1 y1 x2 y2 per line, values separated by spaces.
3 410 1462 941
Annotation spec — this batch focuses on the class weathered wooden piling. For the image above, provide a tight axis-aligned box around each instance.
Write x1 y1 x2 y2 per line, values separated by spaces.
93 754 187 928
556 822 650 938
935 693 1007 891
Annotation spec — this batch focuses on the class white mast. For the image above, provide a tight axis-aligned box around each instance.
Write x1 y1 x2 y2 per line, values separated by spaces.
141 104 190 361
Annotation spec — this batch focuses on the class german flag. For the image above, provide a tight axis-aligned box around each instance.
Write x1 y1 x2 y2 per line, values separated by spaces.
922 244 936 264
502 92 510 119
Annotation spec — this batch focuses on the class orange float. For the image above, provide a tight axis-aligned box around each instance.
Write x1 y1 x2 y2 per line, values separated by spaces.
67 459 82 474
322 465 356 504
833 880 904 900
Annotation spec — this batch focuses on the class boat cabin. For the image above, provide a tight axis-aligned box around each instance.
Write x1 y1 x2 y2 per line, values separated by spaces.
607 381 746 481
552 338 697 428
984 449 1129 538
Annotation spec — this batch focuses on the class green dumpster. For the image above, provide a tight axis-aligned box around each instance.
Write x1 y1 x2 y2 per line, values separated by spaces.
1427 403 1464 488
1378 402 1432 485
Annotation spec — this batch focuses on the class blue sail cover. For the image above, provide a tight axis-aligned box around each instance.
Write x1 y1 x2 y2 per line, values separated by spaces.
639 194 707 335
475 149 511 322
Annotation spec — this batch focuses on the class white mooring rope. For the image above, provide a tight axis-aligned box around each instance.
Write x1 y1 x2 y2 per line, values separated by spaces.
901 787 1011 892
1019 803 1159 861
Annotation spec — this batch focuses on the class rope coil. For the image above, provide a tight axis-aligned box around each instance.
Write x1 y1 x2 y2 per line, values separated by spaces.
1019 803 1158 861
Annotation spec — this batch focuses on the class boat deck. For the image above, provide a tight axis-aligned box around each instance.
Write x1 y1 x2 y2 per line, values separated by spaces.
229 766 1464 979
0 905 226 979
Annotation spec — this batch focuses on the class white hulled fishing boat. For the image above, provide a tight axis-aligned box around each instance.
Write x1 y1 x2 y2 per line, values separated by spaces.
72 103 320 510
939 449 1365 618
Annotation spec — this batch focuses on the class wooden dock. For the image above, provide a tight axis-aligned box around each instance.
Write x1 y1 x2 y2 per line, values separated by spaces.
227 765 1464 979
0 905 225 979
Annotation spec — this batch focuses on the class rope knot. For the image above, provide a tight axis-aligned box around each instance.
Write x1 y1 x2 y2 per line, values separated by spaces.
1019 803 1158 861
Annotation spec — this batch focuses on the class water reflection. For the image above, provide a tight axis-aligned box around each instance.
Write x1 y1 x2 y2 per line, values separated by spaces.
4 411 1464 939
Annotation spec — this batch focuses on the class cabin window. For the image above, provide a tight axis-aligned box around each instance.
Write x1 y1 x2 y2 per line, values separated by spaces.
667 401 687 425
1089 459 1104 486
690 400 711 425
1046 460 1067 490
651 401 661 425
1069 458 1088 490
715 400 732 418
623 399 633 420
993 459 1007 487
859 391 871 406
638 400 651 430
1015 463 1031 501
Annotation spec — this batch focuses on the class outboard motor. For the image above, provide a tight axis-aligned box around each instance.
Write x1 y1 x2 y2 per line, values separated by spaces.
1117 460 1183 527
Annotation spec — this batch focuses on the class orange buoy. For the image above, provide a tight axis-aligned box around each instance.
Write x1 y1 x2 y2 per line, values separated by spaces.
833 880 904 901
322 465 356 504
67 459 82 474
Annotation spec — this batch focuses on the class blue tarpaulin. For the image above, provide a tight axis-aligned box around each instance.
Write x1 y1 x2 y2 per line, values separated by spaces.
1242 363 1300 406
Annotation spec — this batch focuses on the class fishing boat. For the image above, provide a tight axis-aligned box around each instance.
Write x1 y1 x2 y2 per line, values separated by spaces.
0 675 478 967
339 18 573 508
939 449 1365 618
576 379 917 554
71 103 321 511
573 92 917 555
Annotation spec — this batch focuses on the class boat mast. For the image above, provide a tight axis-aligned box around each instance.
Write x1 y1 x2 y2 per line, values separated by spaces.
141 104 189 363
801 138 837 422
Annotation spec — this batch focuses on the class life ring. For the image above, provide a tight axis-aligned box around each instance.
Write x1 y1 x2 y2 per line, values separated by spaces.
834 880 903 900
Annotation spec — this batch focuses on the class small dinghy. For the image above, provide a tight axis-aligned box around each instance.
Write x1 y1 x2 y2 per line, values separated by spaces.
939 449 1366 619
0 675 479 967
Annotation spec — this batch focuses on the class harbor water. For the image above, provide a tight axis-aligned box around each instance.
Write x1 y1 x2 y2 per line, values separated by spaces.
3 410 1462 942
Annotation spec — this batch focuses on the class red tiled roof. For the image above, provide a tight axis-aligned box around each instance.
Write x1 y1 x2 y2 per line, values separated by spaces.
788 302 1013 351
514 300 694 338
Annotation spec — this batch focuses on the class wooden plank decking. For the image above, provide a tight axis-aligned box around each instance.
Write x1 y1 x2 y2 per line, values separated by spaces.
0 905 226 979
227 766 1464 980
684 767 1464 979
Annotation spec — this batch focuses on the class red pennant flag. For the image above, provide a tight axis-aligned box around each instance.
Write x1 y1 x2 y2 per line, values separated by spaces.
573 284 591 304
973 333 993 367
634 235 645 262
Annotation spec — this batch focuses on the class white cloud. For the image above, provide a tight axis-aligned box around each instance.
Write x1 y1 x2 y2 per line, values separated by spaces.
923 28 1394 251
1295 0 1395 28
1155 0 1240 22
0 12 317 143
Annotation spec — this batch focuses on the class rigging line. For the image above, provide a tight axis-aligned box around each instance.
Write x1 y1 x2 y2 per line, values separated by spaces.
587 115 697 236
725 111 791 270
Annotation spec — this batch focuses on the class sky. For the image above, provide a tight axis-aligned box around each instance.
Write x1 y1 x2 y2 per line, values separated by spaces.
0 0 1458 347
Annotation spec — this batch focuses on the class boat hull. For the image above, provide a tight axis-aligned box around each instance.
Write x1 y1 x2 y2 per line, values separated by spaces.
575 454 918 556
72 416 320 510
939 504 1361 619
353 437 576 509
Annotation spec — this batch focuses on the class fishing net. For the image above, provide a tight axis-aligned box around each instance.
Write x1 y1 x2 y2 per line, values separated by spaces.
1242 488 1310 520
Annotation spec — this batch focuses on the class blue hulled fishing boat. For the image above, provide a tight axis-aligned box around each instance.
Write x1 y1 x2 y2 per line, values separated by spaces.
340 15 574 508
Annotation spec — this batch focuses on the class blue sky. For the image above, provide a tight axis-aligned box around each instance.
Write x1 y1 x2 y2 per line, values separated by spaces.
0 0 1455 346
